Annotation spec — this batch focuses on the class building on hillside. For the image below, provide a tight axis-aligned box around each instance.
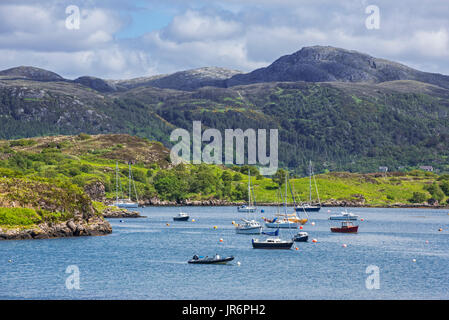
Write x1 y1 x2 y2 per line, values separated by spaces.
378 166 388 173
419 166 434 172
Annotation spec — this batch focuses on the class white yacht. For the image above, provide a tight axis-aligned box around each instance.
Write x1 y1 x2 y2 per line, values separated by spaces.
329 209 359 221
112 162 139 208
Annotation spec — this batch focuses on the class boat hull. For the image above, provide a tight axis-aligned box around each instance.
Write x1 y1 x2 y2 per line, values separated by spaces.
329 216 358 221
237 207 257 213
188 256 234 264
295 206 321 212
252 239 294 249
235 226 262 234
265 222 299 229
114 202 139 208
293 235 308 242
330 226 359 233
173 216 189 221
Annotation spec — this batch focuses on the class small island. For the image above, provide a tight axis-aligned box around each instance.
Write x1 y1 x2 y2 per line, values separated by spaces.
0 177 111 240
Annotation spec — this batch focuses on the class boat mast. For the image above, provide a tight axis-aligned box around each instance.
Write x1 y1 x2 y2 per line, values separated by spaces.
284 172 288 214
309 160 312 203
248 169 251 207
128 162 132 201
115 161 119 203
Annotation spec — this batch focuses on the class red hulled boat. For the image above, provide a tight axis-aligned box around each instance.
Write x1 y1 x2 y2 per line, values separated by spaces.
330 221 359 233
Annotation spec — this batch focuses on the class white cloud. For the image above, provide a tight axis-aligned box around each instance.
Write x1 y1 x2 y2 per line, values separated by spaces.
0 0 449 79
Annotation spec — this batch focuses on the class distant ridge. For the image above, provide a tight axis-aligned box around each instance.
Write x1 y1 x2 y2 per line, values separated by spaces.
1 47 449 91
0 66 65 82
226 46 449 89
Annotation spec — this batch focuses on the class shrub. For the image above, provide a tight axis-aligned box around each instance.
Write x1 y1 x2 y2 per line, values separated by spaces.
409 192 427 203
0 207 41 226
9 139 36 147
440 181 449 196
77 133 91 140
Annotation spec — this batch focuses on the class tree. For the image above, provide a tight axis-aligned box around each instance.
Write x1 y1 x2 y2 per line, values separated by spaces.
153 170 188 201
440 181 449 196
272 169 287 187
409 192 427 203
424 183 445 202
221 171 233 182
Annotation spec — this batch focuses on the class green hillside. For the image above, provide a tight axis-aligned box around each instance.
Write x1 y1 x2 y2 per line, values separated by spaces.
1 134 448 211
1 76 449 174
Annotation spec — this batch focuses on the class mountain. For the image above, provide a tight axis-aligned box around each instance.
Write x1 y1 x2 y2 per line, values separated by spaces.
114 67 241 91
73 76 118 93
0 66 65 82
227 46 449 89
0 46 449 174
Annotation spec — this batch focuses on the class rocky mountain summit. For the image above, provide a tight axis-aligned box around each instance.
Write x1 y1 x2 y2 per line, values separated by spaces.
227 46 449 89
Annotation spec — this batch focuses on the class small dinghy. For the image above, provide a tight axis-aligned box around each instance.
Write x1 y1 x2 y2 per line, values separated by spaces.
252 237 294 249
188 254 234 264
262 228 279 236
173 212 189 221
293 231 308 242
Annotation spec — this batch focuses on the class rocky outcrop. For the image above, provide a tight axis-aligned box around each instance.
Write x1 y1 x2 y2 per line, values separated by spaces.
102 207 143 218
84 181 106 202
0 216 111 240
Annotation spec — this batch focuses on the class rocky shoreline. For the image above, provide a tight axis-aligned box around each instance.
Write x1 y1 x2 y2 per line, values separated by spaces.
136 198 449 209
102 206 144 218
0 216 112 240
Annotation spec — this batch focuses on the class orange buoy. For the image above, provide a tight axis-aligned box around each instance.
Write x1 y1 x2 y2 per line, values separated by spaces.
299 226 303 230
213 226 218 229
295 247 299 251
312 239 317 243
219 238 223 242
438 228 443 232
360 218 364 222
166 223 170 226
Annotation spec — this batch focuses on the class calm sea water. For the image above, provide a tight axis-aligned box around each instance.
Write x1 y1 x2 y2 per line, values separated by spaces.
0 206 448 300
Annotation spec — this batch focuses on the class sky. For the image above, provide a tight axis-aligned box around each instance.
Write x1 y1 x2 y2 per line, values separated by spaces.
0 0 448 80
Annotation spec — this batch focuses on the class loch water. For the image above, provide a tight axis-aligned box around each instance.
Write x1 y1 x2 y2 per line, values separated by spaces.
0 206 448 299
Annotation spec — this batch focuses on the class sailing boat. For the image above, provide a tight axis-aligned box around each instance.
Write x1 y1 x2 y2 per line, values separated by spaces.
112 161 139 208
235 170 262 234
237 170 257 213
253 173 295 249
295 160 321 212
264 173 307 228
